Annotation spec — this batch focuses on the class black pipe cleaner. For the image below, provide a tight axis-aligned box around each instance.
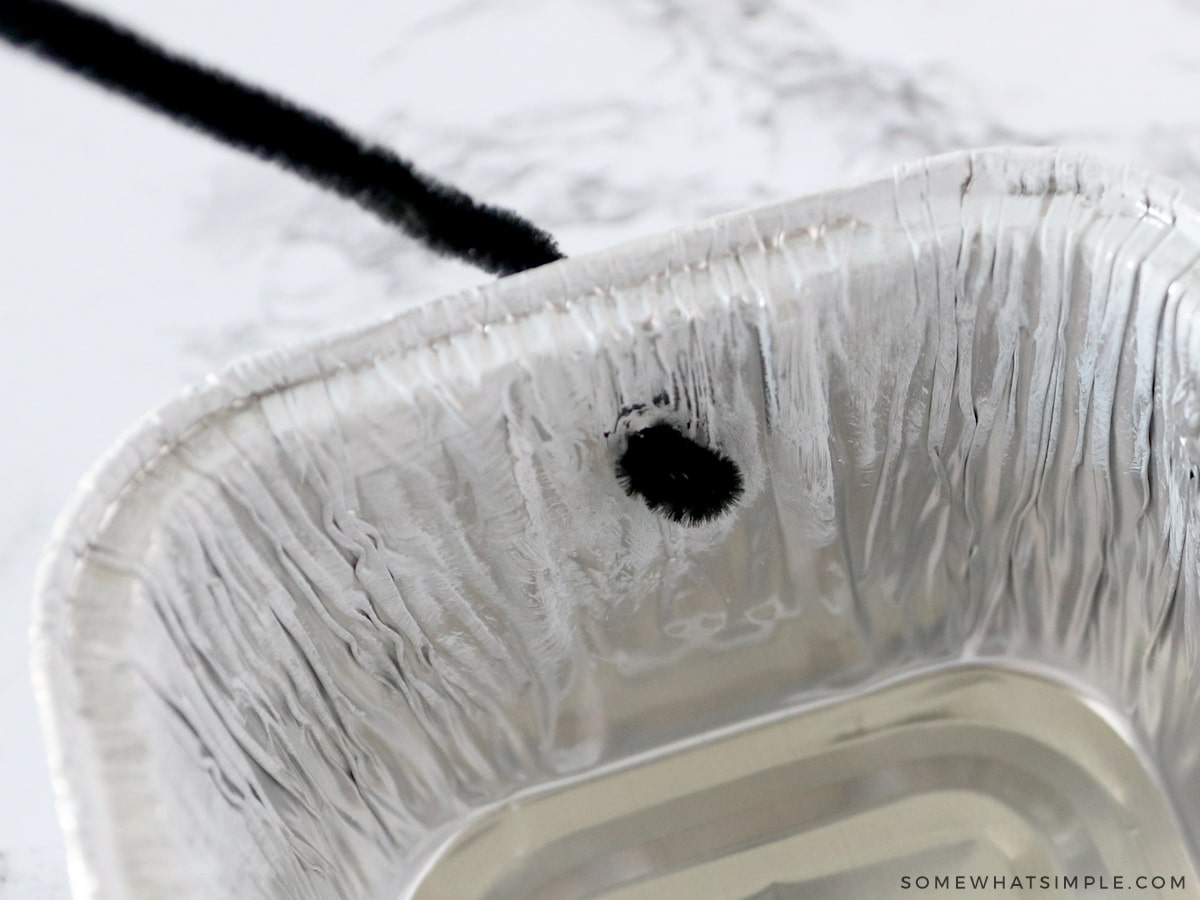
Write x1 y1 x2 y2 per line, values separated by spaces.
0 0 565 277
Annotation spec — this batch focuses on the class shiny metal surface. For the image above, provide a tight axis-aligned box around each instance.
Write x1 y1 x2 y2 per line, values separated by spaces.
31 147 1200 899
412 667 1193 899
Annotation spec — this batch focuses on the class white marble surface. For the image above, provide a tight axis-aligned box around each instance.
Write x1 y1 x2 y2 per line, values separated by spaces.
5 0 1200 895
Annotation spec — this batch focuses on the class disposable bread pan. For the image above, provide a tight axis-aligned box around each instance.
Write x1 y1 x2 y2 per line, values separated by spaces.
32 147 1200 898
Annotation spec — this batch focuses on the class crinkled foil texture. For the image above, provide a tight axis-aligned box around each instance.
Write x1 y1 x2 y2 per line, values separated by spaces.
32 148 1200 898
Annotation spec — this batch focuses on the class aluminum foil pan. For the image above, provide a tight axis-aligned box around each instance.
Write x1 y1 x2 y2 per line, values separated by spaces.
32 147 1200 899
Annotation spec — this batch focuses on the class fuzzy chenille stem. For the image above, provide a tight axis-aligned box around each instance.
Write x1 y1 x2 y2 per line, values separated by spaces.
0 0 565 277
